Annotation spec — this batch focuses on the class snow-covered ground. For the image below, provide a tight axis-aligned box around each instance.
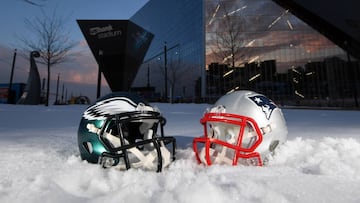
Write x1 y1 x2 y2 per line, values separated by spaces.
0 103 360 203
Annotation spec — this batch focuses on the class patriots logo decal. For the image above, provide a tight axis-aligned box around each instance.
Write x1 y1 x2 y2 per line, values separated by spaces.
248 95 277 120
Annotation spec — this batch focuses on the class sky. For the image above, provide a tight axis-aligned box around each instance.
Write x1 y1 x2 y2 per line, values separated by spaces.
0 0 149 101
0 102 360 202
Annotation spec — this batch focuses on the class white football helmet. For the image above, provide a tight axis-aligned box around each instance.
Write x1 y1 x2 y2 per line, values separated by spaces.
193 90 287 166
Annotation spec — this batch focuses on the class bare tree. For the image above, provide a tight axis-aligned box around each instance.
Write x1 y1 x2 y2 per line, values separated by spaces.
208 4 246 68
21 0 46 6
157 50 182 102
19 10 76 106
167 55 183 102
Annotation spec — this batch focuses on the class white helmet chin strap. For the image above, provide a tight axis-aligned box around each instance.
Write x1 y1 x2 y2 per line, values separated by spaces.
199 146 233 165
103 131 171 171
121 143 171 170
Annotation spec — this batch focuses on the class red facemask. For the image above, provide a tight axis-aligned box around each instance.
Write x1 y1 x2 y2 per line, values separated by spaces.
193 112 264 166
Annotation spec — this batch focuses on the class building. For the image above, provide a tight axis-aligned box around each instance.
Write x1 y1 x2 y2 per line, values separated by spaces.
130 0 205 101
129 0 359 107
78 20 154 95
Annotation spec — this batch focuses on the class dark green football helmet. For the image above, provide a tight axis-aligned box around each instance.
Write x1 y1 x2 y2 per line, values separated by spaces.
77 92 176 172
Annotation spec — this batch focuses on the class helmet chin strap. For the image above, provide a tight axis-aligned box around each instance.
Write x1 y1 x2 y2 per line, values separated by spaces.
103 130 171 171
199 146 233 165
112 143 171 171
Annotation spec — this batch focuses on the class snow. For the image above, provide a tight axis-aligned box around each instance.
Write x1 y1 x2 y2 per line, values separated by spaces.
1 103 360 203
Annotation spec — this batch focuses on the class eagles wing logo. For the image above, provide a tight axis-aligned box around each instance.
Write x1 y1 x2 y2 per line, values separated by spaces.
83 97 138 120
248 95 277 120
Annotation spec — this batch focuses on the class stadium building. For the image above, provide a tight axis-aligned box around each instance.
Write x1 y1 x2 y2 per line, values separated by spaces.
130 0 360 107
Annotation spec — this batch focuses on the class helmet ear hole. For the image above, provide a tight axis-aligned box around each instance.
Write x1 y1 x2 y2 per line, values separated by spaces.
269 140 279 152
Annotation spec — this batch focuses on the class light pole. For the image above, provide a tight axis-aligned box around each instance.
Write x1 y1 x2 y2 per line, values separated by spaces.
147 64 150 87
141 43 179 102
7 49 17 104
345 41 359 108
97 50 103 99
55 73 60 104
164 42 168 101
61 83 64 104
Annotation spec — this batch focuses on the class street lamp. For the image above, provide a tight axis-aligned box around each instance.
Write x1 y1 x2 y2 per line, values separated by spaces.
164 42 168 100
98 49 103 99
7 49 17 104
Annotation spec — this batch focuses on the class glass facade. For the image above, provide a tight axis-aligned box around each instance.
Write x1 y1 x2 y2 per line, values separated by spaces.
131 0 205 101
132 0 359 107
205 0 359 107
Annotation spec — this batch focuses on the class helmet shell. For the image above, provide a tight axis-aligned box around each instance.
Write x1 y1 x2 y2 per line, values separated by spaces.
77 92 153 163
213 90 288 159
193 90 288 166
